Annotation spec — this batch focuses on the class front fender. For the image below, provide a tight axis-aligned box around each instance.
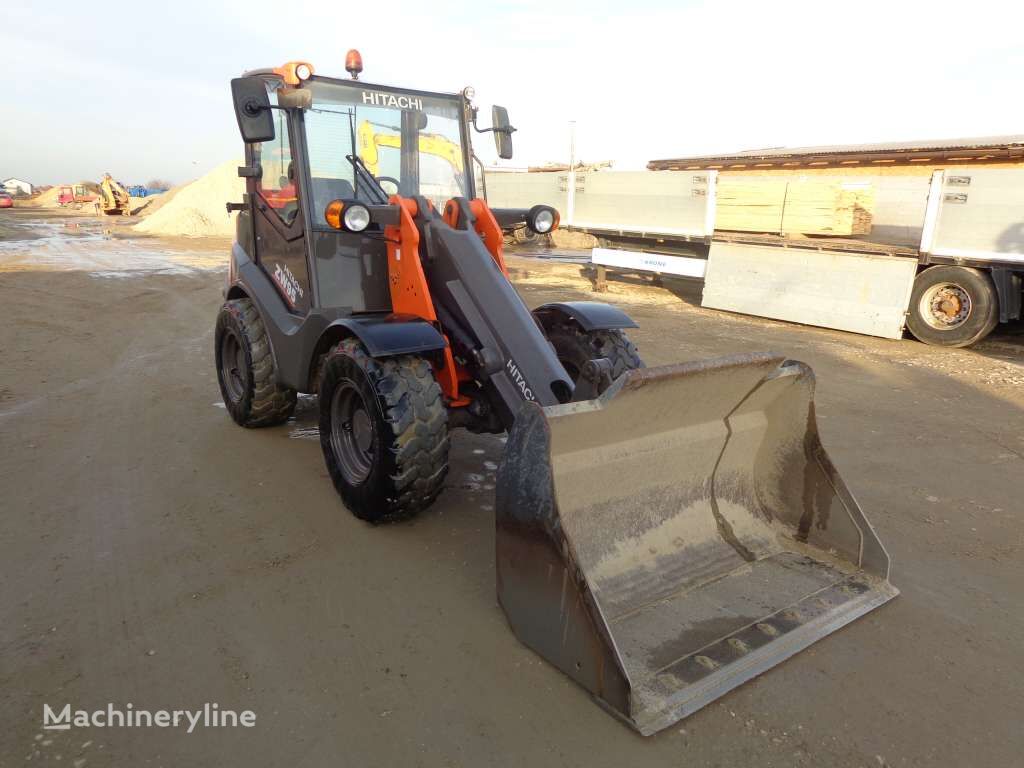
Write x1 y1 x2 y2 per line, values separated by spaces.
321 315 448 358
532 301 638 332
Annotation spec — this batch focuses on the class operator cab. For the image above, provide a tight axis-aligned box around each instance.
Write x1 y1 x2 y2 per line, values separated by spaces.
302 78 472 219
230 56 510 318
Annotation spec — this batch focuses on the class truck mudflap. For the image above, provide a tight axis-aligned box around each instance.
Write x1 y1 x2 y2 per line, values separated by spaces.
495 352 898 735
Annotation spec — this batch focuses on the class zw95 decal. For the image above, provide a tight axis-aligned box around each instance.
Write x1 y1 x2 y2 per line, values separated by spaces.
506 358 535 401
272 262 304 307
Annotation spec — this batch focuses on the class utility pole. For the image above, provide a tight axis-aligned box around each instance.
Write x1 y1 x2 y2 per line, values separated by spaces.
566 120 576 227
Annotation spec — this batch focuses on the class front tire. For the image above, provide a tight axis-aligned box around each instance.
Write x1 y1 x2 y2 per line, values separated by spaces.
906 266 998 348
547 324 644 394
319 339 449 523
215 298 296 426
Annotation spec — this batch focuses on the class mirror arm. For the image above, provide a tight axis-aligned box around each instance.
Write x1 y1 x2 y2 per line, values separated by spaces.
471 110 516 136
242 103 289 116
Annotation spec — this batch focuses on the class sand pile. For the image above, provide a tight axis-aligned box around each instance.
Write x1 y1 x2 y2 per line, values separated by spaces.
30 188 63 207
135 188 178 218
135 160 243 238
551 229 599 249
129 194 164 215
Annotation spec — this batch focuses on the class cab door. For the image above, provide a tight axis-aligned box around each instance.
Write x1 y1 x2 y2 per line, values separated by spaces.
248 102 311 315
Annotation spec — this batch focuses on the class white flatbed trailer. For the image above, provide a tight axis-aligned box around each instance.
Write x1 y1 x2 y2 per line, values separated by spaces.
556 168 1023 347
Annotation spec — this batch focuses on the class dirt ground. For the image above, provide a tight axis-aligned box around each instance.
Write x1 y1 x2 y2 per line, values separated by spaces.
2 209 1022 767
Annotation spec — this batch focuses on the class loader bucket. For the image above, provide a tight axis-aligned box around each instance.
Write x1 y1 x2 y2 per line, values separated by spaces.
495 352 897 735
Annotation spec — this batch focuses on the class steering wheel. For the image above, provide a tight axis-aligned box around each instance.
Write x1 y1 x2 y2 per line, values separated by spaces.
377 177 400 195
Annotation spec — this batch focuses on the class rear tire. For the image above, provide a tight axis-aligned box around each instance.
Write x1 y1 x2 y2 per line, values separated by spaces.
547 324 644 393
319 339 449 523
906 266 998 348
215 298 296 427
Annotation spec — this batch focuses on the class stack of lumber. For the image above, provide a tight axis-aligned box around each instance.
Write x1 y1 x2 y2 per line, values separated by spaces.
715 179 788 233
715 177 874 236
781 181 873 235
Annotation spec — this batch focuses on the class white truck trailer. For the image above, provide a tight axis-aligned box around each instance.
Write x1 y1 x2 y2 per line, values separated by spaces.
485 167 1024 347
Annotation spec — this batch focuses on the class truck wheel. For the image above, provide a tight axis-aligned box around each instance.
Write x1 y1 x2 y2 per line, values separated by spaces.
319 339 449 523
906 266 998 348
215 298 297 427
547 324 644 392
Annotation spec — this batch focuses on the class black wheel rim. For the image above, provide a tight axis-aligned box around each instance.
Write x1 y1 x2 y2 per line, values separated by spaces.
220 330 247 403
330 379 375 485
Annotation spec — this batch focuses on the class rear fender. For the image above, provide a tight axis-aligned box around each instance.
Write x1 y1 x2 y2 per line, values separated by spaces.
533 301 638 333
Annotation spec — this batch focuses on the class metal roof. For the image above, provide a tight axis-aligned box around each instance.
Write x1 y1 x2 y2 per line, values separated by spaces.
648 135 1024 170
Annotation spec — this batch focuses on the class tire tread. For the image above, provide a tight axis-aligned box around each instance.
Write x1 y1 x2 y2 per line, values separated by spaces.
216 298 296 427
325 339 449 522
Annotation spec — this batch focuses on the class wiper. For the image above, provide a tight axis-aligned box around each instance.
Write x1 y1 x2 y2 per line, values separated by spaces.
346 154 390 205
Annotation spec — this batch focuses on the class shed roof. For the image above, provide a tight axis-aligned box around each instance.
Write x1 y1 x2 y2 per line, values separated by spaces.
647 135 1024 170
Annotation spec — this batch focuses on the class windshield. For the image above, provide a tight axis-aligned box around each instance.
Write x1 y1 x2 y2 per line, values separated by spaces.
303 79 470 224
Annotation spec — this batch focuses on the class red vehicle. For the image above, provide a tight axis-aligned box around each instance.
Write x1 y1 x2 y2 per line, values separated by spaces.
0 192 13 209
57 184 97 209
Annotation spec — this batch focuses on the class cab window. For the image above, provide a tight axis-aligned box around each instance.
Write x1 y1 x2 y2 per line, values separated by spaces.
254 104 299 226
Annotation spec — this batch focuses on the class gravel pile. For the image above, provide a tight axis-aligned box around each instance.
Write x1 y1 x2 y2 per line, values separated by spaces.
135 160 243 238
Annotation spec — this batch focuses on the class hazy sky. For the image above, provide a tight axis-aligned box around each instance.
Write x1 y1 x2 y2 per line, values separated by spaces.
4 0 1024 186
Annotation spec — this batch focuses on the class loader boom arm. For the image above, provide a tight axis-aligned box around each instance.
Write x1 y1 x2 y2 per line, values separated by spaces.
383 195 574 427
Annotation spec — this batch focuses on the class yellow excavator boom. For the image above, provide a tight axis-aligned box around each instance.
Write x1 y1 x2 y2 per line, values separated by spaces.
357 120 464 177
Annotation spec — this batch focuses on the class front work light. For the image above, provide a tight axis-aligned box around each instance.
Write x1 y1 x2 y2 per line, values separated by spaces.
275 60 315 86
343 203 371 232
527 205 559 234
324 200 372 232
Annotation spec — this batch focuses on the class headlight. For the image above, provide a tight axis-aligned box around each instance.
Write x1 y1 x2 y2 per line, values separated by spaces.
527 205 559 234
532 209 555 233
462 85 476 101
343 203 371 232
295 63 312 81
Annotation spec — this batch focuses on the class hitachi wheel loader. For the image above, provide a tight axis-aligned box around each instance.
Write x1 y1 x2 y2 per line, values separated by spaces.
216 52 897 736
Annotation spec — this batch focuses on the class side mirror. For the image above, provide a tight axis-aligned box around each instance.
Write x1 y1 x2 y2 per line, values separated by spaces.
231 77 274 143
492 105 514 160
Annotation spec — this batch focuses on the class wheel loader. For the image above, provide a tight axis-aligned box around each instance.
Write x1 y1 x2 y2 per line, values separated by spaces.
216 52 898 735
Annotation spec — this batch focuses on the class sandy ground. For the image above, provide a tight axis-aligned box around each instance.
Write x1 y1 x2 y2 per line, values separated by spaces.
1 209 1022 767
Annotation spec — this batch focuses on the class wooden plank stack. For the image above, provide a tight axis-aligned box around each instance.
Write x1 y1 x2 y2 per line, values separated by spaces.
715 179 788 233
716 177 874 236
